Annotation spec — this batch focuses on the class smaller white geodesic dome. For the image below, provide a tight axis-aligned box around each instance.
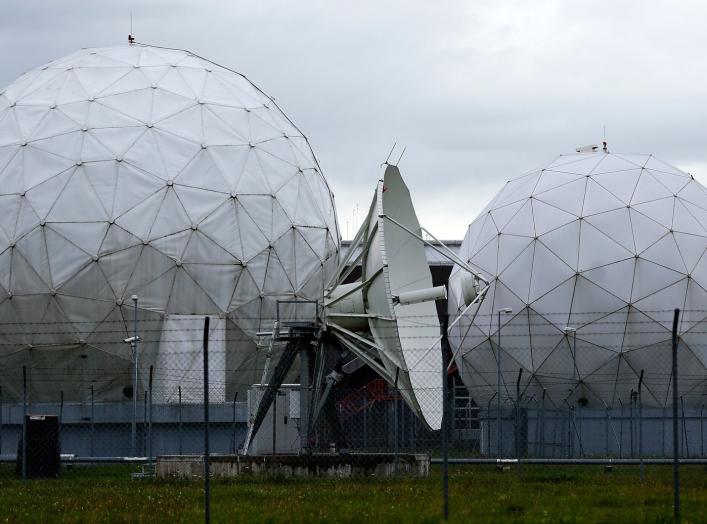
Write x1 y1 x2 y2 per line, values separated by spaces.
0 44 339 402
448 151 707 409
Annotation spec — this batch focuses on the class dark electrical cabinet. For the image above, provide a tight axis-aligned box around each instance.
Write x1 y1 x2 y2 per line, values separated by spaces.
16 415 61 478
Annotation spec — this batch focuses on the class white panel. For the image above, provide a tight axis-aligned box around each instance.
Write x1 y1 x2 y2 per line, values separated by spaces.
546 154 602 175
533 170 583 194
633 279 688 331
630 209 669 253
591 169 642 204
581 258 635 303
154 315 226 403
680 280 707 333
167 268 219 313
527 310 564 371
622 308 669 351
568 276 625 328
529 241 575 302
112 162 165 217
497 310 533 371
673 199 707 236
148 189 192 240
582 178 627 216
182 231 235 265
531 198 577 235
679 182 707 211
474 213 501 252
583 208 635 253
488 199 526 230
175 149 231 192
578 221 633 271
530 277 574 328
45 227 92 287
538 220 580 270
577 308 629 353
631 170 673 203
574 338 616 378
174 185 229 225
502 199 534 237
498 234 533 274
59 259 115 301
631 259 684 302
494 171 540 207
632 197 674 229
594 153 644 173
534 178 586 216
643 156 690 178
498 242 534 303
184 262 240 312
640 233 687 273
470 235 499 276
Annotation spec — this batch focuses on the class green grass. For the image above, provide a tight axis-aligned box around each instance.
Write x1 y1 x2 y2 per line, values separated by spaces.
0 464 706 523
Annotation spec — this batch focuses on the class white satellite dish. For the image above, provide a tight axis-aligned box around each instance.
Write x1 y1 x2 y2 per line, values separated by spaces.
324 165 447 430
243 163 487 452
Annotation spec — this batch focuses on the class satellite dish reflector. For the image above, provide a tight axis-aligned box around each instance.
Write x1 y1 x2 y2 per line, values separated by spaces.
324 165 444 430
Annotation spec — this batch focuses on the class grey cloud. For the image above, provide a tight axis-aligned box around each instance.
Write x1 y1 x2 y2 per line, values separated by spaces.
2 0 707 239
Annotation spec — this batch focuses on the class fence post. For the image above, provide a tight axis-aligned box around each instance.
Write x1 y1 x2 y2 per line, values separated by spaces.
605 407 610 457
629 390 635 458
497 311 502 458
393 368 400 476
680 396 689 457
486 393 496 457
143 391 147 456
671 308 680 523
638 369 644 481
178 386 183 455
203 316 211 524
59 390 63 450
22 365 27 480
90 384 95 457
231 392 238 454
148 365 153 466
533 404 539 457
577 403 584 457
662 408 666 458
540 389 546 458
401 399 406 451
131 295 139 458
619 398 624 458
566 405 572 459
272 389 277 456
0 385 3 455
410 406 418 453
701 404 704 458
441 314 449 521
515 368 522 473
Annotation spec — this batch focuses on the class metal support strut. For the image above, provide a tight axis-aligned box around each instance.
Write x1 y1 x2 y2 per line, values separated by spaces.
241 335 306 455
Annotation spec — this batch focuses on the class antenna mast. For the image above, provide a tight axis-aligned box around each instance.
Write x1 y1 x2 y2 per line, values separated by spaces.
128 11 135 44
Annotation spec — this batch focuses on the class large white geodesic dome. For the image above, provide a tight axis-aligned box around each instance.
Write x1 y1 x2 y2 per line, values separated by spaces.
0 44 339 401
449 151 707 409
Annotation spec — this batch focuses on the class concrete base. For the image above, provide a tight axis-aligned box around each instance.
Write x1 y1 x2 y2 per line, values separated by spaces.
156 453 430 479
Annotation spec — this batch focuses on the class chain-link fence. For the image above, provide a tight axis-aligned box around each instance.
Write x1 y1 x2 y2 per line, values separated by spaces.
0 310 704 520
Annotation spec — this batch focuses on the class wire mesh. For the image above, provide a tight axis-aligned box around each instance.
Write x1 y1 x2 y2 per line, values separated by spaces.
0 311 703 521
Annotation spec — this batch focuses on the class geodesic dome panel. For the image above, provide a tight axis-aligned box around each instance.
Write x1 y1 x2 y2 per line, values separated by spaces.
0 45 339 401
448 152 707 409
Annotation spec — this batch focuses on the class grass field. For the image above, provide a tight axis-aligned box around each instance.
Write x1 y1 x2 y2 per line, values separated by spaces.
0 464 706 523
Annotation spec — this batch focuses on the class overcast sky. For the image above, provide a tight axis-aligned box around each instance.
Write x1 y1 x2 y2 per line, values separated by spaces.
2 1 707 240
